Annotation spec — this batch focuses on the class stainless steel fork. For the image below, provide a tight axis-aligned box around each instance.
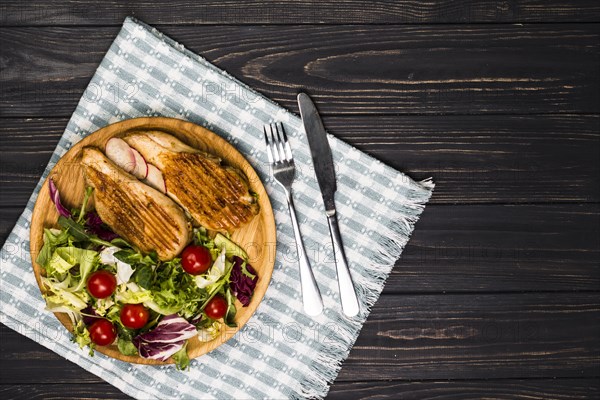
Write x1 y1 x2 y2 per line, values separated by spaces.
263 122 324 316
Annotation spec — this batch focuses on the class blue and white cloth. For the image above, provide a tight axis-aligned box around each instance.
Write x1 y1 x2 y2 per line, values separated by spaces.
0 17 434 399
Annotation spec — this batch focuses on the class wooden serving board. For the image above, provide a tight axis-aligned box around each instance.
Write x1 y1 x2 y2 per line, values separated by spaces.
29 117 276 364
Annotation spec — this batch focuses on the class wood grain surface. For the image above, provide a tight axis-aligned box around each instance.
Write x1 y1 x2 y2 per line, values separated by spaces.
1 1 599 25
1 25 598 117
0 1 598 399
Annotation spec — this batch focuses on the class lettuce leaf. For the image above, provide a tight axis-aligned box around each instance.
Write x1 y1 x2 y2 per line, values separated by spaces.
57 216 115 248
116 325 139 356
42 276 90 312
224 289 237 328
71 319 94 356
194 227 214 248
172 342 190 370
100 247 134 284
114 254 207 317
148 259 207 316
93 297 115 317
36 228 72 268
194 248 227 290
41 245 99 325
46 246 99 292
116 282 153 304
197 320 221 342
117 337 138 356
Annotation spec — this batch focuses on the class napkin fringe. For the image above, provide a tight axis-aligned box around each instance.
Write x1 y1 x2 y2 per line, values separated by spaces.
296 179 434 399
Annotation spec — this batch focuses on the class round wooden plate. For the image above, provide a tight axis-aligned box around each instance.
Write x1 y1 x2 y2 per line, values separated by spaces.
29 117 276 364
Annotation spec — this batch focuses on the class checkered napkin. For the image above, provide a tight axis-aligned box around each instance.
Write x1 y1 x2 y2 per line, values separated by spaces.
0 17 434 399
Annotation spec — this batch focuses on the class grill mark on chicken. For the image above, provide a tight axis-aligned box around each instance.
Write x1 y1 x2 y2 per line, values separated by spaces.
87 168 178 251
81 147 191 260
161 153 254 230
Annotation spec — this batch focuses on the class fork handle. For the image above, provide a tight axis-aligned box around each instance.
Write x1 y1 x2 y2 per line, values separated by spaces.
327 212 360 317
285 191 324 316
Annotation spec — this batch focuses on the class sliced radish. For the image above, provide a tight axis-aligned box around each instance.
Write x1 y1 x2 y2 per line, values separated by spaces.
144 164 166 193
130 148 148 179
105 138 135 173
140 153 149 179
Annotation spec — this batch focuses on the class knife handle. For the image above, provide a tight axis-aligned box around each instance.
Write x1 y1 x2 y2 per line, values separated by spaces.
327 212 360 317
285 191 324 316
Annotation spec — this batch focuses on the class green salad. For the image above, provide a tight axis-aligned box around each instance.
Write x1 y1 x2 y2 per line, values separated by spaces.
37 179 258 369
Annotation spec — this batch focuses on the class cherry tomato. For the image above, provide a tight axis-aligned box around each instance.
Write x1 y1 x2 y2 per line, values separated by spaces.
120 304 150 329
205 295 227 319
86 270 117 299
88 319 117 346
181 245 212 275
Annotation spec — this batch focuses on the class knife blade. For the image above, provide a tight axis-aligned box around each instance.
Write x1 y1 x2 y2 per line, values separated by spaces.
297 92 360 317
297 93 337 214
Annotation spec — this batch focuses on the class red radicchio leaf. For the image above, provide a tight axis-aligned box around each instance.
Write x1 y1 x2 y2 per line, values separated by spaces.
229 256 258 307
133 314 197 361
48 178 72 218
135 340 185 360
189 313 203 326
49 177 118 241
81 305 100 326
84 211 119 241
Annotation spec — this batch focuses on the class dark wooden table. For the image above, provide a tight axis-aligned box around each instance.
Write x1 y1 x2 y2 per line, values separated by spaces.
1 1 599 399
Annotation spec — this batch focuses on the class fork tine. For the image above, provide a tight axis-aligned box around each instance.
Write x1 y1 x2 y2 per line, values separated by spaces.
270 123 284 162
272 123 288 162
267 123 281 163
277 122 293 161
263 126 274 164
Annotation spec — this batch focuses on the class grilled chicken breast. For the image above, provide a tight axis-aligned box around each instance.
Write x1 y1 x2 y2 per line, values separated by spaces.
81 147 191 260
123 131 259 232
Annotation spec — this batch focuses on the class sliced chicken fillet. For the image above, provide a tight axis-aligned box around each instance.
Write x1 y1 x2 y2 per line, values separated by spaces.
123 131 259 232
81 147 191 260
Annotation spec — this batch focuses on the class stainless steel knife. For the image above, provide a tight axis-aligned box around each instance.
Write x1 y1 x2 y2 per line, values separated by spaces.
297 92 360 317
